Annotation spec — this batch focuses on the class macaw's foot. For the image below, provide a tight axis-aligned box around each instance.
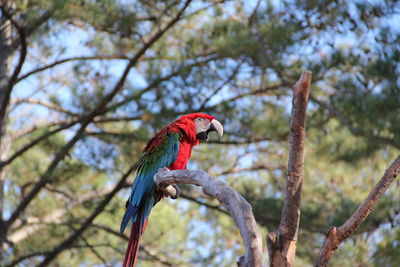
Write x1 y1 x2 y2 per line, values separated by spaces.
158 184 180 199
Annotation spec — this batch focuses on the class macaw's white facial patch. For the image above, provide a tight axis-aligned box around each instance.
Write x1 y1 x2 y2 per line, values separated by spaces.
194 117 212 134
194 117 223 141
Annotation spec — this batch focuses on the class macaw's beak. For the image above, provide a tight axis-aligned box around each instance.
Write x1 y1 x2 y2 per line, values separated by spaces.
196 119 224 141
207 119 224 141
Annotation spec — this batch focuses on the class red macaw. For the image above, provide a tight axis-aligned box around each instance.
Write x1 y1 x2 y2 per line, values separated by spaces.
120 113 223 267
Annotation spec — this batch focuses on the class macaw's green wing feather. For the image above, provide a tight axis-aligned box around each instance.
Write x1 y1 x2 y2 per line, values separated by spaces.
120 131 180 233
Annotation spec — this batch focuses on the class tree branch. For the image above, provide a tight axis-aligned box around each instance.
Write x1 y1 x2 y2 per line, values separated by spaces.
7 183 125 245
16 55 130 83
266 70 311 266
11 98 78 116
316 155 400 266
0 119 79 171
198 61 243 110
206 134 287 145
154 168 262 267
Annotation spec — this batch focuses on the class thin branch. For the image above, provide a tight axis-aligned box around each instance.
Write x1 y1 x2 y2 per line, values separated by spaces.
316 155 400 266
8 184 123 245
206 134 287 145
267 70 311 266
10 115 142 142
11 98 78 116
16 55 130 83
10 119 72 141
248 0 262 27
0 119 79 171
154 168 263 267
216 83 285 106
198 60 243 110
90 223 178 266
5 243 114 267
90 223 129 241
105 54 220 113
179 191 229 215
79 235 109 266
215 165 282 176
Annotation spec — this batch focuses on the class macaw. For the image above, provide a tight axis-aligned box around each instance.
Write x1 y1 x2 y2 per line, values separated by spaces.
120 113 223 267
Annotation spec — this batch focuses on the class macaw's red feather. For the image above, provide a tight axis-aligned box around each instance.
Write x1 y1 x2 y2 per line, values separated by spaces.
123 214 149 267
143 114 215 170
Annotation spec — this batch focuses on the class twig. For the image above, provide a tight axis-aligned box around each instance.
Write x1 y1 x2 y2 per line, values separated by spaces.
198 61 243 110
154 168 263 267
16 55 130 83
266 70 312 266
8 184 126 245
179 191 229 215
90 223 179 266
206 134 287 145
11 98 78 116
0 119 79 170
316 155 400 266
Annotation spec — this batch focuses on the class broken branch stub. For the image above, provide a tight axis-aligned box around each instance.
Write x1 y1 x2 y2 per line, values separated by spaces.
266 70 311 267
154 168 263 267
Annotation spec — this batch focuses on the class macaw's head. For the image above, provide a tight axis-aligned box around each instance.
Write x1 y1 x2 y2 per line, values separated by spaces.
176 113 223 142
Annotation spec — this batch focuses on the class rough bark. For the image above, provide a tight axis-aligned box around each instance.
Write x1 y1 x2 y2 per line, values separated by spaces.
266 71 312 266
316 155 400 266
154 168 263 267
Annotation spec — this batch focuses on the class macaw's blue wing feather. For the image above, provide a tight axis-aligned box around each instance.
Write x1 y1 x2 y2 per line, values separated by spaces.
120 132 180 234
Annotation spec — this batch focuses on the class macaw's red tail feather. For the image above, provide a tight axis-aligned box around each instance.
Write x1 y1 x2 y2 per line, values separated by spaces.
123 216 149 267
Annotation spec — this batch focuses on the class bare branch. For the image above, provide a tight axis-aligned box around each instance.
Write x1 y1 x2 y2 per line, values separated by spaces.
208 83 284 110
10 119 72 141
11 98 78 116
179 191 229 215
316 155 400 266
267 70 312 266
154 168 263 267
16 55 130 83
206 134 287 145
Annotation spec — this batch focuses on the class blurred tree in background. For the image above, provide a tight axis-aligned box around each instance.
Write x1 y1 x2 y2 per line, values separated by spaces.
0 0 399 266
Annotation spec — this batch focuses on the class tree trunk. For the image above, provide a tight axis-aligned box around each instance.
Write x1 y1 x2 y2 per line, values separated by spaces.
0 5 14 253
